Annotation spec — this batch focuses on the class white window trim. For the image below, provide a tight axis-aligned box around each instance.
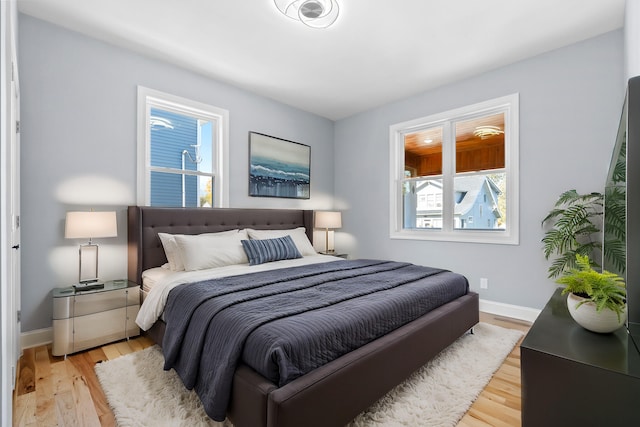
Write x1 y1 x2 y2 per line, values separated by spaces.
389 93 519 245
136 86 229 207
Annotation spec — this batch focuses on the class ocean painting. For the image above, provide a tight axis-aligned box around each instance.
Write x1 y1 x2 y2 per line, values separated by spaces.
249 132 310 199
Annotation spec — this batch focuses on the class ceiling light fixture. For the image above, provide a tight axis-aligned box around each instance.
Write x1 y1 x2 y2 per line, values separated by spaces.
473 125 504 139
274 0 340 28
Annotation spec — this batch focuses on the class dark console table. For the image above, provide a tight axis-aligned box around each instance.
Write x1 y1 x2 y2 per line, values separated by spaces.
521 288 640 426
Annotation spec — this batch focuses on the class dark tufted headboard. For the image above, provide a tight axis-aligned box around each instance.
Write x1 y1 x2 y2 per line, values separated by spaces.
127 206 314 284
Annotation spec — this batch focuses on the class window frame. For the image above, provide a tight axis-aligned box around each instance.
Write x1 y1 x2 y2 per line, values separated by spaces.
137 86 229 207
389 93 519 244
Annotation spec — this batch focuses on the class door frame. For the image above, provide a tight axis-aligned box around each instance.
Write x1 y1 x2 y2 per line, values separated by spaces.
1 0 21 424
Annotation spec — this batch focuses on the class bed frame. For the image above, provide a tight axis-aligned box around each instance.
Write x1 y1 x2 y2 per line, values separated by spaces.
127 206 479 427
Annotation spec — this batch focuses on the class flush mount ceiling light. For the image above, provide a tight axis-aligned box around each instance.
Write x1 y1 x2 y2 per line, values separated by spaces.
473 125 504 139
274 0 340 28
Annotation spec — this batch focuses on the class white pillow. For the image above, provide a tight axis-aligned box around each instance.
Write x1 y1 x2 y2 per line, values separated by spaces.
174 229 249 271
158 233 185 271
158 229 241 271
246 227 316 256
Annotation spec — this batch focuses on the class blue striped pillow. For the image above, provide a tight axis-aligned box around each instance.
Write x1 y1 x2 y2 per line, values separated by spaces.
241 235 303 266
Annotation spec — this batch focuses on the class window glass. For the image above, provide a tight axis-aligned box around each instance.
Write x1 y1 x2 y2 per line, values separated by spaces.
453 113 506 230
455 113 505 173
404 127 443 177
453 172 505 230
403 178 443 229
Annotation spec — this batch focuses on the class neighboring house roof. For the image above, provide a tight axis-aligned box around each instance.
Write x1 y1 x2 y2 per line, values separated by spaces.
453 175 501 217
414 175 502 219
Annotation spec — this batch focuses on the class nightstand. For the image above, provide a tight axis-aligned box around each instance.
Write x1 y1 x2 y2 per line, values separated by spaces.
52 279 140 357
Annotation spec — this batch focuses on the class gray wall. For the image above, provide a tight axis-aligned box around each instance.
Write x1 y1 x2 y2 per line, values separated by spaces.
18 15 335 332
334 30 625 311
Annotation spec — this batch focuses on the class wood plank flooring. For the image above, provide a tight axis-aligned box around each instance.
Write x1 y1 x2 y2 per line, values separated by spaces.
12 313 530 427
457 313 531 427
13 335 156 427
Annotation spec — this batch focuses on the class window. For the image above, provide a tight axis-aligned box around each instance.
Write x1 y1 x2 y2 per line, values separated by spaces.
390 94 519 244
137 87 229 207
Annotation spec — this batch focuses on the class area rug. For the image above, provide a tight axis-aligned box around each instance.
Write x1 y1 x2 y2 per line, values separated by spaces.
95 322 523 427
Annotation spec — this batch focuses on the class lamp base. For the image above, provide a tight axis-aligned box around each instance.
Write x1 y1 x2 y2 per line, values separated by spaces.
79 243 99 284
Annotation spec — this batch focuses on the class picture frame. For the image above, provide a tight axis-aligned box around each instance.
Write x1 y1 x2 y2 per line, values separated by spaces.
249 132 310 199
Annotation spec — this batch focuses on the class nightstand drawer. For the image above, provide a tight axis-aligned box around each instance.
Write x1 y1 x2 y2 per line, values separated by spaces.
74 287 136 317
53 287 137 319
53 305 140 355
74 305 140 351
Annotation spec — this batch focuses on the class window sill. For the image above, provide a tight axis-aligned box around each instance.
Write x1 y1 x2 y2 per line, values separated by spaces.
390 229 519 245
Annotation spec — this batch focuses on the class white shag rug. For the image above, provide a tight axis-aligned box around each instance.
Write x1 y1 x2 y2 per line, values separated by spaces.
95 322 522 427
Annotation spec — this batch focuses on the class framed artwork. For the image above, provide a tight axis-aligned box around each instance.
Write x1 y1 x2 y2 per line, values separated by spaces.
249 132 310 199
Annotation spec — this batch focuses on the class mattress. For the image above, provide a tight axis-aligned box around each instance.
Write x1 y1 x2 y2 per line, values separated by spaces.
141 265 173 293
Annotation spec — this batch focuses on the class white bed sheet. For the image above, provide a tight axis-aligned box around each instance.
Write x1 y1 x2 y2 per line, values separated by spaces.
141 265 173 293
136 254 342 331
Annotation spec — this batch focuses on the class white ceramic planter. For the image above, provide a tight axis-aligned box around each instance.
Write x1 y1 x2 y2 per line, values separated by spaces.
566 292 626 334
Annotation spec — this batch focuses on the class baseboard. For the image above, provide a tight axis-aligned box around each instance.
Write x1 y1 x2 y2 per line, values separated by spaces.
21 327 52 350
479 298 541 323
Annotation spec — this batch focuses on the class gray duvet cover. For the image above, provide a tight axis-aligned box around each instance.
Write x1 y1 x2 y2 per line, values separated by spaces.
162 259 469 421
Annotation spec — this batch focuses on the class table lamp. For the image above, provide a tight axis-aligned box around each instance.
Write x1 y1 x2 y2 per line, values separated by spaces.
315 211 342 254
65 211 117 285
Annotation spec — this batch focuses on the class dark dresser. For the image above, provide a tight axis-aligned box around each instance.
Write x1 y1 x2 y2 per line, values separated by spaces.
521 288 640 426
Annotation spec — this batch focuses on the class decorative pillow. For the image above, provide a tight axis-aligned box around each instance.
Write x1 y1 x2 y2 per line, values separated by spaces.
241 235 302 266
159 229 244 271
174 229 249 271
245 227 316 256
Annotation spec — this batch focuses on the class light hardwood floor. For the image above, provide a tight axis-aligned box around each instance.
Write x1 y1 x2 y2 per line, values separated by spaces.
12 312 530 427
457 313 531 427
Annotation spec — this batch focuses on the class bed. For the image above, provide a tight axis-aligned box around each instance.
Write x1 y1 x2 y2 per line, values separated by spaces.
127 206 479 427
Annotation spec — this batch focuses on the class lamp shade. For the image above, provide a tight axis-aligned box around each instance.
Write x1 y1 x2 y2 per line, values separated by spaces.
315 211 342 229
65 211 117 239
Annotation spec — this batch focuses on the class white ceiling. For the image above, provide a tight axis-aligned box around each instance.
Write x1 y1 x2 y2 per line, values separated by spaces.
18 0 626 120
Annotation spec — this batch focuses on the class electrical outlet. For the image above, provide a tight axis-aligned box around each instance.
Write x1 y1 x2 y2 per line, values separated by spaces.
480 278 488 289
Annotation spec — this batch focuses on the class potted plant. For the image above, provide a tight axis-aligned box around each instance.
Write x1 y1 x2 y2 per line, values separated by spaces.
556 254 626 333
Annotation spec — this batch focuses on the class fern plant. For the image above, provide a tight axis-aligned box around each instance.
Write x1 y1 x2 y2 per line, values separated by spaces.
542 190 603 278
603 185 626 275
556 254 626 322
